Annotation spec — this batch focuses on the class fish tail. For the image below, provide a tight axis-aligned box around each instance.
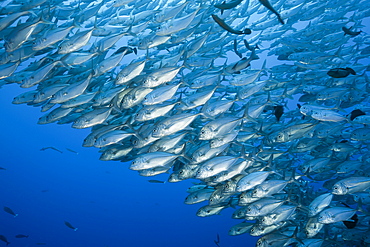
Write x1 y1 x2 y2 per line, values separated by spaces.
277 14 284 25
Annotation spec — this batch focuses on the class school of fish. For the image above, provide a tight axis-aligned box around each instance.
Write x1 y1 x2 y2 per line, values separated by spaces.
1 0 370 246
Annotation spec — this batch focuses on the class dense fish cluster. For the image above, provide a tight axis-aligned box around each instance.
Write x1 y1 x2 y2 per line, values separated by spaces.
1 0 370 245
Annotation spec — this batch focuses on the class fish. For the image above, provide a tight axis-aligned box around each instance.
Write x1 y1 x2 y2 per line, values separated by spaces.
3 206 18 217
15 234 29 238
327 67 356 78
66 148 78 154
0 167 6 170
342 26 362 37
64 221 78 231
258 0 284 25
349 109 366 121
148 179 166 184
0 235 10 246
40 146 63 153
212 14 251 35
214 233 221 247
273 105 284 121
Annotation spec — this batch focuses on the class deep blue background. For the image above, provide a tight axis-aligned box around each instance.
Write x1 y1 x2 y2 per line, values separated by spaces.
0 85 257 246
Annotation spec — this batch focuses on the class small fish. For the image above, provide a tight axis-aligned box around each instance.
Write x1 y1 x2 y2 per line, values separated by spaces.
212 14 251 35
64 221 78 231
327 67 356 78
4 206 18 217
214 233 221 246
273 105 284 121
341 203 358 229
342 26 362 37
0 235 10 245
36 243 47 245
215 0 244 14
15 234 29 238
349 109 365 121
0 167 6 170
258 0 284 24
65 148 79 154
148 180 166 184
40 146 63 153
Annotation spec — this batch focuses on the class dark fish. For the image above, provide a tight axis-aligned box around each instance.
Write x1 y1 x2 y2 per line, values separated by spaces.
4 206 18 217
274 105 284 121
15 234 29 238
234 39 242 58
148 179 166 184
36 243 47 245
112 46 137 56
327 67 356 78
0 235 10 246
212 14 251 35
41 189 49 192
343 213 358 229
243 39 259 51
341 202 358 229
342 26 362 37
65 148 78 154
214 233 220 247
258 0 284 25
64 221 78 231
349 109 365 121
0 167 6 170
215 0 244 14
40 146 63 153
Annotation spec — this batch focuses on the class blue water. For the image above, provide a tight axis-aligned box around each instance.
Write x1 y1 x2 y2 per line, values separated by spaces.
0 85 257 246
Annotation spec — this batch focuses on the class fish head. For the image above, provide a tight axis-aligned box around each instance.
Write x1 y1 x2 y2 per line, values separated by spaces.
129 157 146 170
184 193 199 204
199 126 214 140
260 215 274 226
256 238 268 247
269 131 286 143
246 205 258 216
299 105 311 116
135 109 150 122
251 187 264 198
232 207 247 219
209 138 223 148
72 116 90 129
58 42 70 54
195 165 212 179
318 210 333 224
151 124 165 138
332 181 347 195
142 75 156 88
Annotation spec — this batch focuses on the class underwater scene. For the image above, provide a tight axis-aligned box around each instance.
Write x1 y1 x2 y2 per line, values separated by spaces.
0 0 370 246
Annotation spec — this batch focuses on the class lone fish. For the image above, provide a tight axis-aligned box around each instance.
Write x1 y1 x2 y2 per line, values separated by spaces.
64 221 78 231
4 206 18 217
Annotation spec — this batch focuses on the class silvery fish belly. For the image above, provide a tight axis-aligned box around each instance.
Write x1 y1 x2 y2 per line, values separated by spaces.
2 0 370 244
